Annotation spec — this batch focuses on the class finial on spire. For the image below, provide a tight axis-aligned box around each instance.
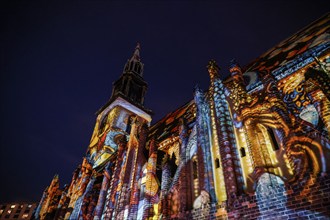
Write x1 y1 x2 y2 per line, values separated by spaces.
130 42 141 62
194 84 203 96
50 174 59 187
194 84 200 91
207 59 220 80
229 59 238 68
229 58 242 74
229 58 243 80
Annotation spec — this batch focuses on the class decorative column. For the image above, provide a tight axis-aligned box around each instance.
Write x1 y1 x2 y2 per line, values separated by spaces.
194 85 217 203
143 139 157 219
39 174 60 219
205 59 245 204
114 117 140 219
159 157 171 218
54 184 69 219
34 187 48 219
93 162 112 220
101 135 127 219
219 60 244 198
177 119 189 215
70 173 95 220
129 123 149 219
206 60 228 203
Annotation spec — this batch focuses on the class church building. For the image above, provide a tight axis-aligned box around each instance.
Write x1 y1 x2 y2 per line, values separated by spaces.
35 13 330 219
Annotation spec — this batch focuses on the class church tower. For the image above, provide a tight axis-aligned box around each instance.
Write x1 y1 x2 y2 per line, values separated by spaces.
50 44 153 220
79 43 153 220
85 43 152 164
110 43 148 108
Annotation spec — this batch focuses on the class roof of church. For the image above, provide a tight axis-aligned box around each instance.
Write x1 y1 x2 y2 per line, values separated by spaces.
148 100 196 142
243 12 330 74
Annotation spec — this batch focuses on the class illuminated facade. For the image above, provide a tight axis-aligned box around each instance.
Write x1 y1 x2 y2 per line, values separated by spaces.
36 14 330 219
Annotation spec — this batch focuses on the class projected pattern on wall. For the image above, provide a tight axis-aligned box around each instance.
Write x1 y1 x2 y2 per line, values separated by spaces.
35 14 330 220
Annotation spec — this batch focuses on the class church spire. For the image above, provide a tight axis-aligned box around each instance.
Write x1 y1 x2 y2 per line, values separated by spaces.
130 43 141 62
123 43 144 77
207 59 220 81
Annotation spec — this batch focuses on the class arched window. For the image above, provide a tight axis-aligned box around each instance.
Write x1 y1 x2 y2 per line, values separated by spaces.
267 128 279 151
192 157 199 198
169 154 177 178
134 63 139 73
215 158 220 168
240 147 246 157
126 116 132 134
136 63 141 74
193 160 198 179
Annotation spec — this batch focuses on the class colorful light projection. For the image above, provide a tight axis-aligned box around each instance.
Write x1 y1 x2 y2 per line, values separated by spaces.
204 60 244 203
228 52 330 196
36 175 61 219
35 14 330 220
88 97 152 170
245 14 330 75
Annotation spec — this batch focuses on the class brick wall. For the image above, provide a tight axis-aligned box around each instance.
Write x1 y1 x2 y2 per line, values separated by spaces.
175 174 330 219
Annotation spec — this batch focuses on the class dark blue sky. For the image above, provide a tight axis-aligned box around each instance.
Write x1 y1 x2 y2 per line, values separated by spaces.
0 1 328 203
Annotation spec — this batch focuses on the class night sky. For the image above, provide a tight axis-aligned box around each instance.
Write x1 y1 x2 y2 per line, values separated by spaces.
0 1 328 203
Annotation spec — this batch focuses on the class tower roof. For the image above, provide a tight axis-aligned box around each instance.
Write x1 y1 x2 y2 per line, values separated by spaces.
130 43 141 62
96 43 152 116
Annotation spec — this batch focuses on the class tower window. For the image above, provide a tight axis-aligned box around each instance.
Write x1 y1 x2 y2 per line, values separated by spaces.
169 154 178 178
240 147 246 157
134 63 138 72
215 158 220 168
137 65 141 74
193 160 198 179
268 128 279 151
126 116 132 134
136 63 141 74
